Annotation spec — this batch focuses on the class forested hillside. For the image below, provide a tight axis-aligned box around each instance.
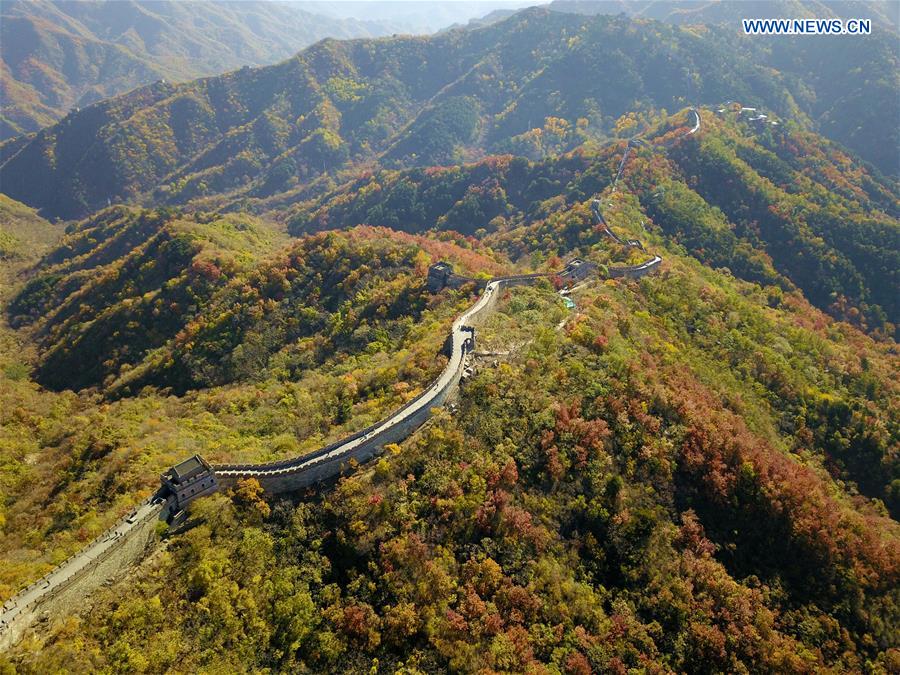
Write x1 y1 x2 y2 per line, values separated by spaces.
9 206 284 392
548 1 900 174
2 7 898 220
0 0 406 139
1 101 897 670
0 222 499 600
3 203 898 673
7 205 507 395
0 194 62 260
0 6 898 672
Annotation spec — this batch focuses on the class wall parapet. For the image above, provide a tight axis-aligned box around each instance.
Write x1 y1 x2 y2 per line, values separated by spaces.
609 255 663 278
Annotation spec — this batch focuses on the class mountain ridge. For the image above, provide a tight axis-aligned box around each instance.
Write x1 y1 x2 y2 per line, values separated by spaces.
286 108 899 335
3 7 898 221
0 7 898 670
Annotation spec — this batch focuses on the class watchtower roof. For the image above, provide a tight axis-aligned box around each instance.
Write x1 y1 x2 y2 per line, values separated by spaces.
563 258 591 272
166 455 209 483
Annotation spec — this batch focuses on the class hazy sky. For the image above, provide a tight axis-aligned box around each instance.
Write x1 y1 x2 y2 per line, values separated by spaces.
298 1 549 34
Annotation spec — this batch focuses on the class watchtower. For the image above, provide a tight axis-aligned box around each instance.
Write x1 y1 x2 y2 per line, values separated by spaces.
560 258 598 283
461 325 475 353
161 455 218 510
427 262 455 292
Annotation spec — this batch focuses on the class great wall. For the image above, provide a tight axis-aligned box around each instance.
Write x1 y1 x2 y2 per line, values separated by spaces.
0 108 701 650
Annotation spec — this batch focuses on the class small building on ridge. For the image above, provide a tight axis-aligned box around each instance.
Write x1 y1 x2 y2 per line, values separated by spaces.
161 455 218 510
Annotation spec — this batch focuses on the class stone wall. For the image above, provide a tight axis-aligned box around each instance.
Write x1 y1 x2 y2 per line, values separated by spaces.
0 259 664 649
0 501 165 650
609 255 662 279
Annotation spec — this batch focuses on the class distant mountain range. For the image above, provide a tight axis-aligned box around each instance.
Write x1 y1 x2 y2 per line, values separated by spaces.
0 0 532 140
547 1 900 173
0 0 406 139
2 6 897 222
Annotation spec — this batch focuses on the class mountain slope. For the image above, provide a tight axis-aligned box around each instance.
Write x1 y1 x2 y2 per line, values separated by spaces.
288 110 899 335
8 206 285 392
0 224 504 604
0 194 62 260
550 0 900 174
0 0 405 139
8 206 502 395
2 208 898 672
2 8 897 220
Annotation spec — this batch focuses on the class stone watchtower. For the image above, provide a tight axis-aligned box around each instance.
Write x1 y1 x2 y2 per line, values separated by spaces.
427 262 455 292
160 455 218 510
427 261 486 293
560 258 598 283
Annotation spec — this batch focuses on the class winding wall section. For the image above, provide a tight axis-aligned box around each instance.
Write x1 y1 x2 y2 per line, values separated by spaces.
0 274 550 648
212 274 540 493
598 106 700 278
